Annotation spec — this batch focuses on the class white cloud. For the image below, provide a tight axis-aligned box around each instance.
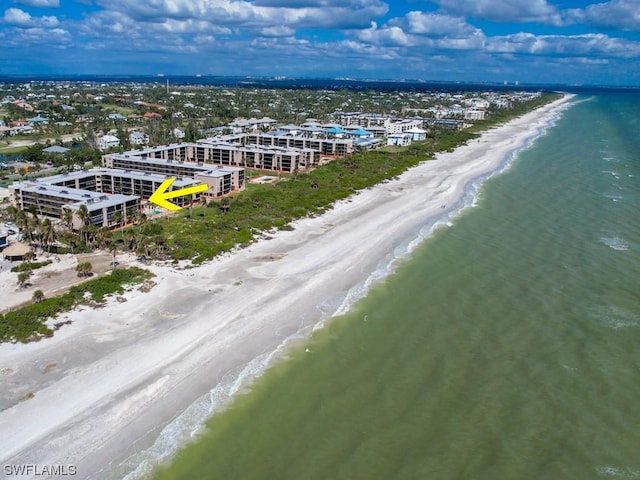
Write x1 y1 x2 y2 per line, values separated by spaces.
93 0 387 30
2 7 60 27
12 0 60 8
431 0 566 25
486 32 640 58
3 26 71 45
580 0 640 31
260 25 295 36
356 22 414 46
354 12 486 50
252 0 381 7
349 9 640 66
389 11 481 38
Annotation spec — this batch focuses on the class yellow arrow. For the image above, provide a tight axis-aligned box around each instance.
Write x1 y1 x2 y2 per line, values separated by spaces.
148 177 209 211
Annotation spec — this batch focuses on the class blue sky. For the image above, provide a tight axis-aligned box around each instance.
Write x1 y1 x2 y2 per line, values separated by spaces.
1 0 640 85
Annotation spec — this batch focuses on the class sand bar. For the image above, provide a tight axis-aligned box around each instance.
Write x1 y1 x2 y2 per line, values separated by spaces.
0 95 573 479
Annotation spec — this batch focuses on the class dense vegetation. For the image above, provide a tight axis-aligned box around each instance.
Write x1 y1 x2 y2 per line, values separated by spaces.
0 267 153 343
10 259 52 273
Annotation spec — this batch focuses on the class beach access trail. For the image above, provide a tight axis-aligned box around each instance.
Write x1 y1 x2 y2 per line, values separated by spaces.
0 95 572 480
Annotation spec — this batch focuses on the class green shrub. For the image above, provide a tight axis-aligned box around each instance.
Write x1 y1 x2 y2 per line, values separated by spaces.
0 267 153 343
11 260 53 273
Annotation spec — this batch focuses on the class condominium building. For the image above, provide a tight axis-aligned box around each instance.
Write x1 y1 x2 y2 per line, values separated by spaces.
102 156 245 199
335 112 391 129
386 119 424 135
243 133 352 158
10 180 139 230
114 139 319 173
9 163 245 229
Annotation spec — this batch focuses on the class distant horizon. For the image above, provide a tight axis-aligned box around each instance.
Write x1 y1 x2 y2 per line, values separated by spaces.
1 74 639 91
1 1 639 86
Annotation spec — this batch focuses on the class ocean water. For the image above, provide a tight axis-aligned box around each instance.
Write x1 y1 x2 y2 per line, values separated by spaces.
152 94 640 480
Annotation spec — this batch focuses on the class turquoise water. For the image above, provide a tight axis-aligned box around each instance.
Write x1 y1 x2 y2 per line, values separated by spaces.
155 94 640 479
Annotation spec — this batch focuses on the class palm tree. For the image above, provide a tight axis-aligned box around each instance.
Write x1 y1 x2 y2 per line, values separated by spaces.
124 228 138 251
32 289 45 303
84 224 98 248
76 261 93 277
95 226 112 250
15 211 30 243
220 197 230 213
40 218 56 253
137 212 148 233
4 205 19 222
136 243 147 261
62 208 74 232
17 271 30 288
110 242 118 271
77 204 90 242
29 213 41 249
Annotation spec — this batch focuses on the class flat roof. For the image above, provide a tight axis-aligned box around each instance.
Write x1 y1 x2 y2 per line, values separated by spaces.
109 155 244 173
43 145 70 154
13 180 138 210
42 168 199 188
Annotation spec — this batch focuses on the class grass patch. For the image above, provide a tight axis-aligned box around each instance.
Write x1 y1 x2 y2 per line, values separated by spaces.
0 145 29 155
10 260 53 273
0 267 153 343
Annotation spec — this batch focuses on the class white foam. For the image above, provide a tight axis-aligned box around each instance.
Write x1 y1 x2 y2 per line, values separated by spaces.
603 193 624 201
600 236 631 251
119 329 307 480
596 465 640 478
589 305 639 331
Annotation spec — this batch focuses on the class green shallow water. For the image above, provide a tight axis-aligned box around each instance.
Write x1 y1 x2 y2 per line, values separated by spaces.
155 94 640 480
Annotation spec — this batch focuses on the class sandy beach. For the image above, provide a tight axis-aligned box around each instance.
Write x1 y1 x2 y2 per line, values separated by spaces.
0 95 573 480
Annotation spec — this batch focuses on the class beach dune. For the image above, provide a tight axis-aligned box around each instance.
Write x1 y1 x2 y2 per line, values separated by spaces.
0 95 572 479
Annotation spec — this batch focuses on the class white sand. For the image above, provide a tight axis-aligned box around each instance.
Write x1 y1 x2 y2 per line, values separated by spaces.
0 95 573 479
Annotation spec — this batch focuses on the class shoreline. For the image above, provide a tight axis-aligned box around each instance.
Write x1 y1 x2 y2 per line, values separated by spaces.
0 95 574 480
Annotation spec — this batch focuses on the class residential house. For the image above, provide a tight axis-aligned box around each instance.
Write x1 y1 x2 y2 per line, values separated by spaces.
13 100 34 111
228 117 278 133
97 134 120 151
407 127 427 141
387 133 413 147
43 145 70 155
27 115 49 126
464 109 486 121
129 131 149 145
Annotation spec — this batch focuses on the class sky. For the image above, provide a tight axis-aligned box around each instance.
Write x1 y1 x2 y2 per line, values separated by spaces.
1 0 640 85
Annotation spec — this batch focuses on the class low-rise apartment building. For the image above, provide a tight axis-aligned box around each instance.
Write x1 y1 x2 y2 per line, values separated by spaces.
102 155 245 199
115 139 321 173
10 163 246 229
244 133 352 158
10 180 139 230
